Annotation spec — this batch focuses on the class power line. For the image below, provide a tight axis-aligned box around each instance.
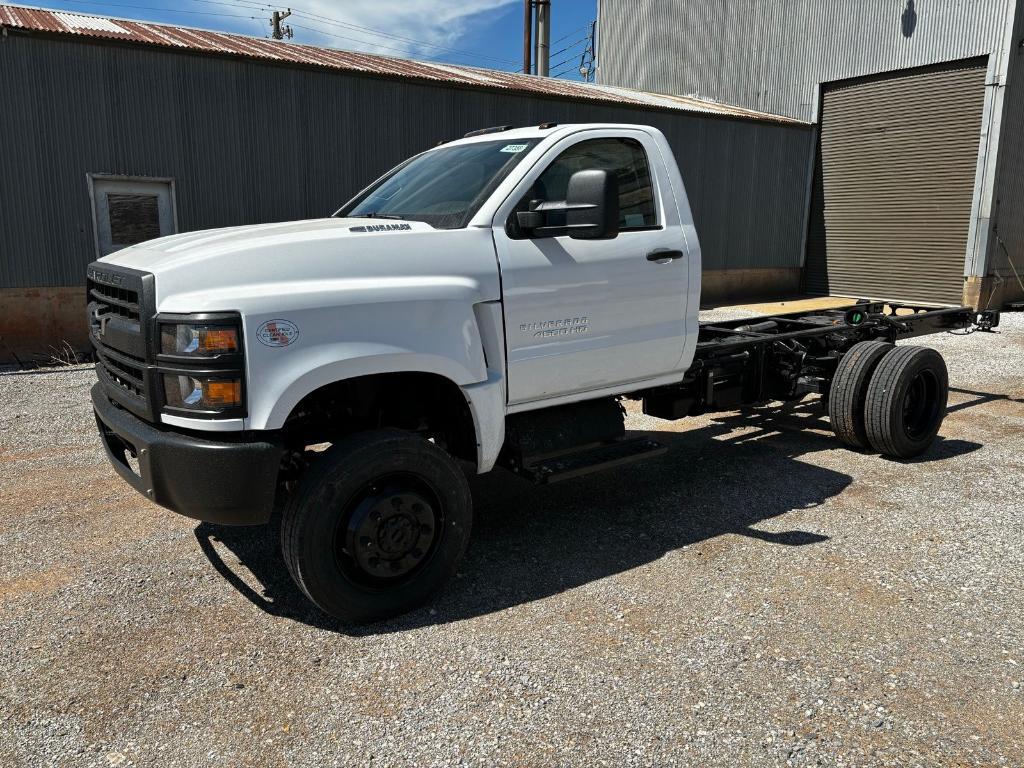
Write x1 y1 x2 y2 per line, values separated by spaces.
549 51 584 73
287 6 519 67
287 22 517 71
50 0 258 19
549 23 591 46
184 0 273 9
550 21 597 81
547 35 590 60
288 23 423 56
550 64 580 79
57 0 521 70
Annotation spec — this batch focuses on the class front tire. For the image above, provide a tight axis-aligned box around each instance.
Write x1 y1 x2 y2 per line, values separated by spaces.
281 430 472 623
864 346 949 459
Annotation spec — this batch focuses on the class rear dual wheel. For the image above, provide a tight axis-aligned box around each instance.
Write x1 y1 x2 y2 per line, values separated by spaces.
863 346 949 458
830 342 948 459
828 340 893 449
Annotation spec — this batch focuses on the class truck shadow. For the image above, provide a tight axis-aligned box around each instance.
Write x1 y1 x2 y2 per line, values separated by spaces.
195 399 981 635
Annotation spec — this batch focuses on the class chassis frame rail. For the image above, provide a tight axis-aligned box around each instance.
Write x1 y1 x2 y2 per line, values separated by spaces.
640 301 1000 420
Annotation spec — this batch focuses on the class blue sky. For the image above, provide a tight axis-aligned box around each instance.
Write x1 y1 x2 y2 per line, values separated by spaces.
31 0 599 78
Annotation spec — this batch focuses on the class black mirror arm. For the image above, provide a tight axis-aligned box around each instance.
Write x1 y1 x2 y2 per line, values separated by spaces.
516 199 598 235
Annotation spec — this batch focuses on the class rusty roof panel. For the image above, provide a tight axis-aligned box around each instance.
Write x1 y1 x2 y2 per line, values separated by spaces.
0 3 806 125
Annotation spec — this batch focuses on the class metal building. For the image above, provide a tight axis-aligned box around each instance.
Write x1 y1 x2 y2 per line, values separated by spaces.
0 5 811 363
597 0 1024 309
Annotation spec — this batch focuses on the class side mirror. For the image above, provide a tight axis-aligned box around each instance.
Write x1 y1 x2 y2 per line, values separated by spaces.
565 169 619 240
515 169 619 240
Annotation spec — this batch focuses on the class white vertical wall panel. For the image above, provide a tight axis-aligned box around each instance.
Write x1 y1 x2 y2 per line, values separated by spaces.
597 0 1013 122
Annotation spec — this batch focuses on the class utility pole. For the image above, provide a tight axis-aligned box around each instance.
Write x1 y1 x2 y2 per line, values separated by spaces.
578 20 596 82
533 0 550 76
270 8 293 40
522 0 533 74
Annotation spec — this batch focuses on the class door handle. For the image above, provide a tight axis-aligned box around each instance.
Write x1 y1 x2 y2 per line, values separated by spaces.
646 249 684 262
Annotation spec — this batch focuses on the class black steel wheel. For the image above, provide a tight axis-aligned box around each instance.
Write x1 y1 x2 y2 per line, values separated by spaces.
828 340 893 449
281 430 472 623
864 345 949 459
335 474 442 585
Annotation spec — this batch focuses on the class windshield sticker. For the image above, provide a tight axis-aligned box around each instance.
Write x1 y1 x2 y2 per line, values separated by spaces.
500 143 529 153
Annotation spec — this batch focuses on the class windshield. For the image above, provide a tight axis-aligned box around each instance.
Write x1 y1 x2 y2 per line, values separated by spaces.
337 138 540 229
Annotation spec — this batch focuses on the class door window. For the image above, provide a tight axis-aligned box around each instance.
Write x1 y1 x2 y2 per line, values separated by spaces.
516 137 658 232
90 177 176 256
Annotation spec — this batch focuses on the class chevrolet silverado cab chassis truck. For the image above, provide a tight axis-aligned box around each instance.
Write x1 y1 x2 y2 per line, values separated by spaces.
88 123 1000 622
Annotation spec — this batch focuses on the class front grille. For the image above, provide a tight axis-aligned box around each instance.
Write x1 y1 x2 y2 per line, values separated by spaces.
88 282 141 322
96 346 145 399
87 262 155 421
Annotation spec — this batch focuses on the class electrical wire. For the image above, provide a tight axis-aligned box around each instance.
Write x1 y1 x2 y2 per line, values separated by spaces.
287 23 518 71
287 23 434 58
549 54 585 75
547 35 590 60
183 0 272 9
548 37 593 74
549 23 592 46
287 6 520 67
57 0 519 68
47 0 258 18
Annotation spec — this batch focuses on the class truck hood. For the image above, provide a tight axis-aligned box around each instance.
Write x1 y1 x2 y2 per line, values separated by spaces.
103 218 433 271
99 217 501 313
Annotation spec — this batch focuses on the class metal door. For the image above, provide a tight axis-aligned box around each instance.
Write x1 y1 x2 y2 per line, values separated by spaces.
806 60 987 305
493 129 690 405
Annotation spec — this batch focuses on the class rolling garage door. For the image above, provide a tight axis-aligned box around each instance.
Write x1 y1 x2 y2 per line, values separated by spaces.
805 59 987 305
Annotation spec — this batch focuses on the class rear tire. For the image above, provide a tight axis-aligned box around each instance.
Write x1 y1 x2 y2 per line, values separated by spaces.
828 340 893 449
281 429 472 623
864 346 949 459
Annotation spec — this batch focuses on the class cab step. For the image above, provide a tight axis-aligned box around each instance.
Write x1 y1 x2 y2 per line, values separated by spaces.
518 437 667 484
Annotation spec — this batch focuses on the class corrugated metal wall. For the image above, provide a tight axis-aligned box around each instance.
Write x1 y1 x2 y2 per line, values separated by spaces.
0 33 813 289
597 0 1012 122
988 3 1024 300
805 60 987 304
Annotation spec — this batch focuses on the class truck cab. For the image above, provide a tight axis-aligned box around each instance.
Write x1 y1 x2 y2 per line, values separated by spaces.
89 123 701 621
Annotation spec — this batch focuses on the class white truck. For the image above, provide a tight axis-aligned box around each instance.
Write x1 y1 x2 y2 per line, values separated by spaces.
88 123 998 622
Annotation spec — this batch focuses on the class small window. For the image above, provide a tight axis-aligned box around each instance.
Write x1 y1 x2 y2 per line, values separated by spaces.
107 194 162 245
521 137 658 231
89 176 177 256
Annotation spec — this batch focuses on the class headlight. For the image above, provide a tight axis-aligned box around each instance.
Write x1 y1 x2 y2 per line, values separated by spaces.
156 313 245 418
163 374 242 410
161 323 239 356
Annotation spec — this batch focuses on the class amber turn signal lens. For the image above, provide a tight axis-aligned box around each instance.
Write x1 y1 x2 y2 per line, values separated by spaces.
204 379 242 407
160 323 240 356
199 328 239 354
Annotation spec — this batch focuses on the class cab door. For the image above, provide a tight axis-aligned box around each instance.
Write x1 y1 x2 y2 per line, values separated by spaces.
492 129 690 406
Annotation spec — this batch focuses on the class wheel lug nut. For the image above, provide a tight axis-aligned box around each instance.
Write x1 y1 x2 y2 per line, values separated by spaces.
360 536 373 548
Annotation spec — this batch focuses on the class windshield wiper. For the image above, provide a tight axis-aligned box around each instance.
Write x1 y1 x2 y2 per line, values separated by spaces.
358 212 405 220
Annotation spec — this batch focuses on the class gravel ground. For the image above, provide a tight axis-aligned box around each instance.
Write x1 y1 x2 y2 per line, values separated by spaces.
1 312 1022 767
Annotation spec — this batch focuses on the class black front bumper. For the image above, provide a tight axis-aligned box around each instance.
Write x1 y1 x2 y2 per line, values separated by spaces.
92 384 284 525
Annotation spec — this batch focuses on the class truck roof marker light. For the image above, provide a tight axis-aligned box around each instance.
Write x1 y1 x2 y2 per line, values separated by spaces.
463 124 514 138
